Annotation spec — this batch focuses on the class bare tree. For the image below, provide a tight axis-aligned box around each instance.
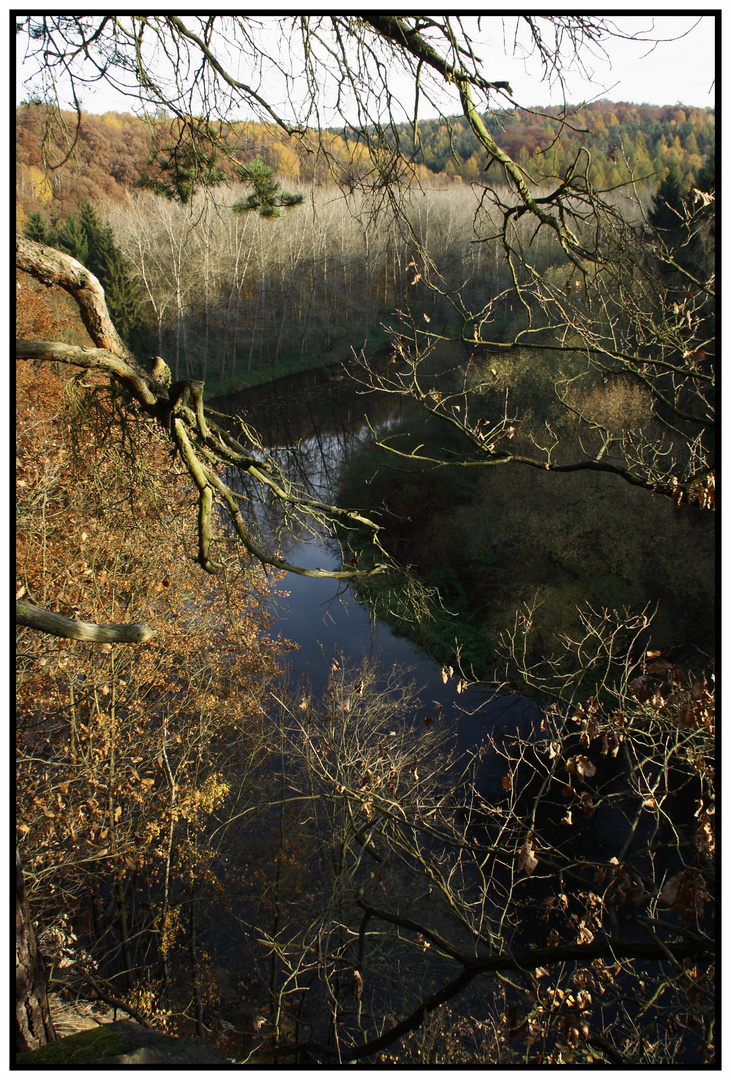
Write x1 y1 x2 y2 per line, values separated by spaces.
254 632 714 1065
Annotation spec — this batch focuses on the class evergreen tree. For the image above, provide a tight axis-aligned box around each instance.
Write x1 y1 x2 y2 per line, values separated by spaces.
139 142 227 204
695 151 715 193
55 213 89 265
232 156 304 218
648 166 686 231
23 210 49 244
78 201 152 353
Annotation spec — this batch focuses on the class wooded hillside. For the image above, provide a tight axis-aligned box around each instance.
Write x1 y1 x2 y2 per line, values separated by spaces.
17 100 714 222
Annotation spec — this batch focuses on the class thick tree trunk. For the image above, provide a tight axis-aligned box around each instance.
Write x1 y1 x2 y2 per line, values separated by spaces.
16 848 56 1053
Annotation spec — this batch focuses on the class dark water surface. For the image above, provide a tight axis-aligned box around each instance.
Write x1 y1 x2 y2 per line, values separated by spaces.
214 364 540 751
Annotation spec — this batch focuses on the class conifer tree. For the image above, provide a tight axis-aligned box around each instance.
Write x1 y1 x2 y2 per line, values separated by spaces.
648 166 686 230
232 156 304 218
22 211 49 244
54 213 89 265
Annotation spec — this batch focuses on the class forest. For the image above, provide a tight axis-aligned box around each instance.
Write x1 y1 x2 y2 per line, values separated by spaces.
17 97 714 395
16 15 715 1068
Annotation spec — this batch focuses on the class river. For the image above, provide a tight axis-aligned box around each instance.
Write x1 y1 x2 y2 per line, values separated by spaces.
213 363 540 762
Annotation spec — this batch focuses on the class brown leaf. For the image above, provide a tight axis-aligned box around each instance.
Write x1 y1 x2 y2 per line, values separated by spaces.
574 756 596 779
658 873 682 906
353 969 364 1001
575 921 595 945
501 773 512 791
677 701 695 729
422 715 434 727
518 840 539 875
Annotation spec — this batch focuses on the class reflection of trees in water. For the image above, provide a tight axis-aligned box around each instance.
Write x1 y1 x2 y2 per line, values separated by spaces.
216 366 405 558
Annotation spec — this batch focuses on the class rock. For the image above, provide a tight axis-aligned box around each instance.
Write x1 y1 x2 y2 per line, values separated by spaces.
16 1020 228 1066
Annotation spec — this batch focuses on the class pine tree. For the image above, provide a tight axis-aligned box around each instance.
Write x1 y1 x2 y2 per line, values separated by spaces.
138 143 227 204
233 156 304 218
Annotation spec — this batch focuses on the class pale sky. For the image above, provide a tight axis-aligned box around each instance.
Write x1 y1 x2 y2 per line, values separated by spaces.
15 13 716 118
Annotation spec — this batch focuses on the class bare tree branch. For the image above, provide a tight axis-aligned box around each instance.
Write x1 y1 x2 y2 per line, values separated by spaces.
16 600 156 644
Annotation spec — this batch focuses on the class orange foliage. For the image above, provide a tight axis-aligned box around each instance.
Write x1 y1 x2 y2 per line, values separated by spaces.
16 359 292 1027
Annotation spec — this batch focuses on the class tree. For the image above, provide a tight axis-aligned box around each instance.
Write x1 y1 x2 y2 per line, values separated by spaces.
16 14 715 1061
15 357 290 1042
247 642 714 1064
23 202 154 354
648 166 686 231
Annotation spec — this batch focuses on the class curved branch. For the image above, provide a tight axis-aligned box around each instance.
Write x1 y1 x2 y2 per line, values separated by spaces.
17 236 137 364
16 339 158 406
16 600 156 644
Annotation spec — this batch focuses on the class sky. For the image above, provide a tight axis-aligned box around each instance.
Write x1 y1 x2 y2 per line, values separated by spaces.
15 13 716 119
476 14 716 108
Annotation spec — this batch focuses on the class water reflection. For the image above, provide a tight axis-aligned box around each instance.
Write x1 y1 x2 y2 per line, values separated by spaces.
212 364 538 746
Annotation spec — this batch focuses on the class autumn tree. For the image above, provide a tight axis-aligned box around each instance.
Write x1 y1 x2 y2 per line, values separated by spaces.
16 357 292 1044
16 13 715 1061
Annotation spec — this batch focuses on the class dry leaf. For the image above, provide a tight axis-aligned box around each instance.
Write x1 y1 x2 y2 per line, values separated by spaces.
567 755 596 779
518 840 539 875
